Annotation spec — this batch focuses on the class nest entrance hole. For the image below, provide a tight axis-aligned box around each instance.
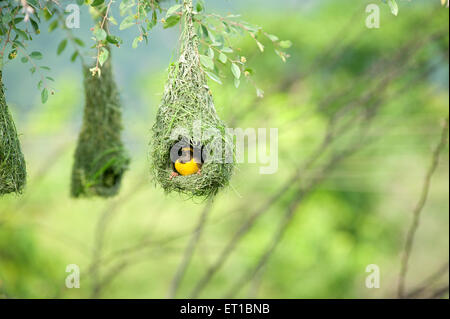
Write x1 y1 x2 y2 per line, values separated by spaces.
101 168 123 188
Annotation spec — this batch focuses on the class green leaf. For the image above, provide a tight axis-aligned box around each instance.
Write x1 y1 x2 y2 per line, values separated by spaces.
244 68 254 76
275 49 287 63
218 52 227 64
256 87 265 98
234 78 240 88
14 28 28 40
109 15 118 25
12 41 25 49
279 40 292 49
21 57 28 63
41 88 48 104
8 50 17 60
266 34 279 42
30 19 40 34
98 47 109 66
201 25 209 37
30 51 43 60
74 38 85 47
163 15 180 29
208 31 216 43
243 23 260 33
48 20 58 32
132 36 141 49
106 35 121 45
208 48 214 59
166 4 182 18
91 0 104 7
255 40 265 52
119 16 135 30
231 63 241 79
206 71 222 85
2 13 12 25
200 55 214 70
196 0 205 12
119 0 135 16
57 39 68 55
70 51 79 62
388 0 399 16
150 10 158 28
93 27 107 41
222 47 233 53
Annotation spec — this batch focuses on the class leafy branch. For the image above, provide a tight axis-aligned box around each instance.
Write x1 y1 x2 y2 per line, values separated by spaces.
382 0 449 16
114 0 290 96
0 0 57 102
192 7 291 96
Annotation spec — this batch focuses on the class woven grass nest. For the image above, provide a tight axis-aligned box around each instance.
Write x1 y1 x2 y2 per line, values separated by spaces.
71 58 129 198
0 71 27 196
150 0 234 198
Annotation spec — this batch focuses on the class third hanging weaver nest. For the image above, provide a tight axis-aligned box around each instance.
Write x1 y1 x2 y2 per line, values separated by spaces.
150 0 234 198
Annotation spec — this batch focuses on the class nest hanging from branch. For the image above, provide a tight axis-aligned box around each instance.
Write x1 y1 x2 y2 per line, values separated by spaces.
150 0 234 198
0 71 27 196
71 57 129 198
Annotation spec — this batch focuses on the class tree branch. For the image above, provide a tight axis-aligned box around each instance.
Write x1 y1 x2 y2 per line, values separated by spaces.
397 116 449 298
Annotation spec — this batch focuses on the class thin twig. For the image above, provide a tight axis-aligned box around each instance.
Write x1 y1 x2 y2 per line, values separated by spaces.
427 284 449 299
187 36 428 296
225 137 368 298
188 125 335 298
397 116 449 298
91 0 113 76
89 179 147 298
406 261 449 298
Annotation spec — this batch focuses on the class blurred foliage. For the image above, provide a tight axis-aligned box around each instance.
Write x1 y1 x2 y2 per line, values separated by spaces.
0 0 449 299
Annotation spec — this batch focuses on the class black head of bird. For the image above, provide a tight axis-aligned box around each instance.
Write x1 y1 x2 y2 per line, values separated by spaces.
170 146 203 178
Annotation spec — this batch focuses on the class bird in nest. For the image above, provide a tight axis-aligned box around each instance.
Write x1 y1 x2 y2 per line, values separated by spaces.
170 146 202 179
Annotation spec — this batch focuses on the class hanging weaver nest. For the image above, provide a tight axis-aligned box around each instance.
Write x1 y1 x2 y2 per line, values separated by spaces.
0 71 27 196
150 0 234 198
71 57 129 198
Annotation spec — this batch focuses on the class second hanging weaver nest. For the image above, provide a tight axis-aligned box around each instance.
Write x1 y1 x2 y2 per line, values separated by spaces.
71 58 129 198
150 1 234 198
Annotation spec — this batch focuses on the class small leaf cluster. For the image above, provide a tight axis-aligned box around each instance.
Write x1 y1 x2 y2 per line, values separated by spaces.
118 0 161 48
1 0 290 101
193 4 291 96
380 0 446 16
1 0 44 67
49 0 86 63
382 0 400 16
0 0 61 102
85 0 290 96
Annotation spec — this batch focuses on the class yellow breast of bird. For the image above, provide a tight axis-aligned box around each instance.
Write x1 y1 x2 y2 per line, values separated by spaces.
175 158 200 176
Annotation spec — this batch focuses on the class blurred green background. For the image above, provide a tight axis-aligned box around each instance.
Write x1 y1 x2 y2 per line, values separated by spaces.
0 0 449 299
